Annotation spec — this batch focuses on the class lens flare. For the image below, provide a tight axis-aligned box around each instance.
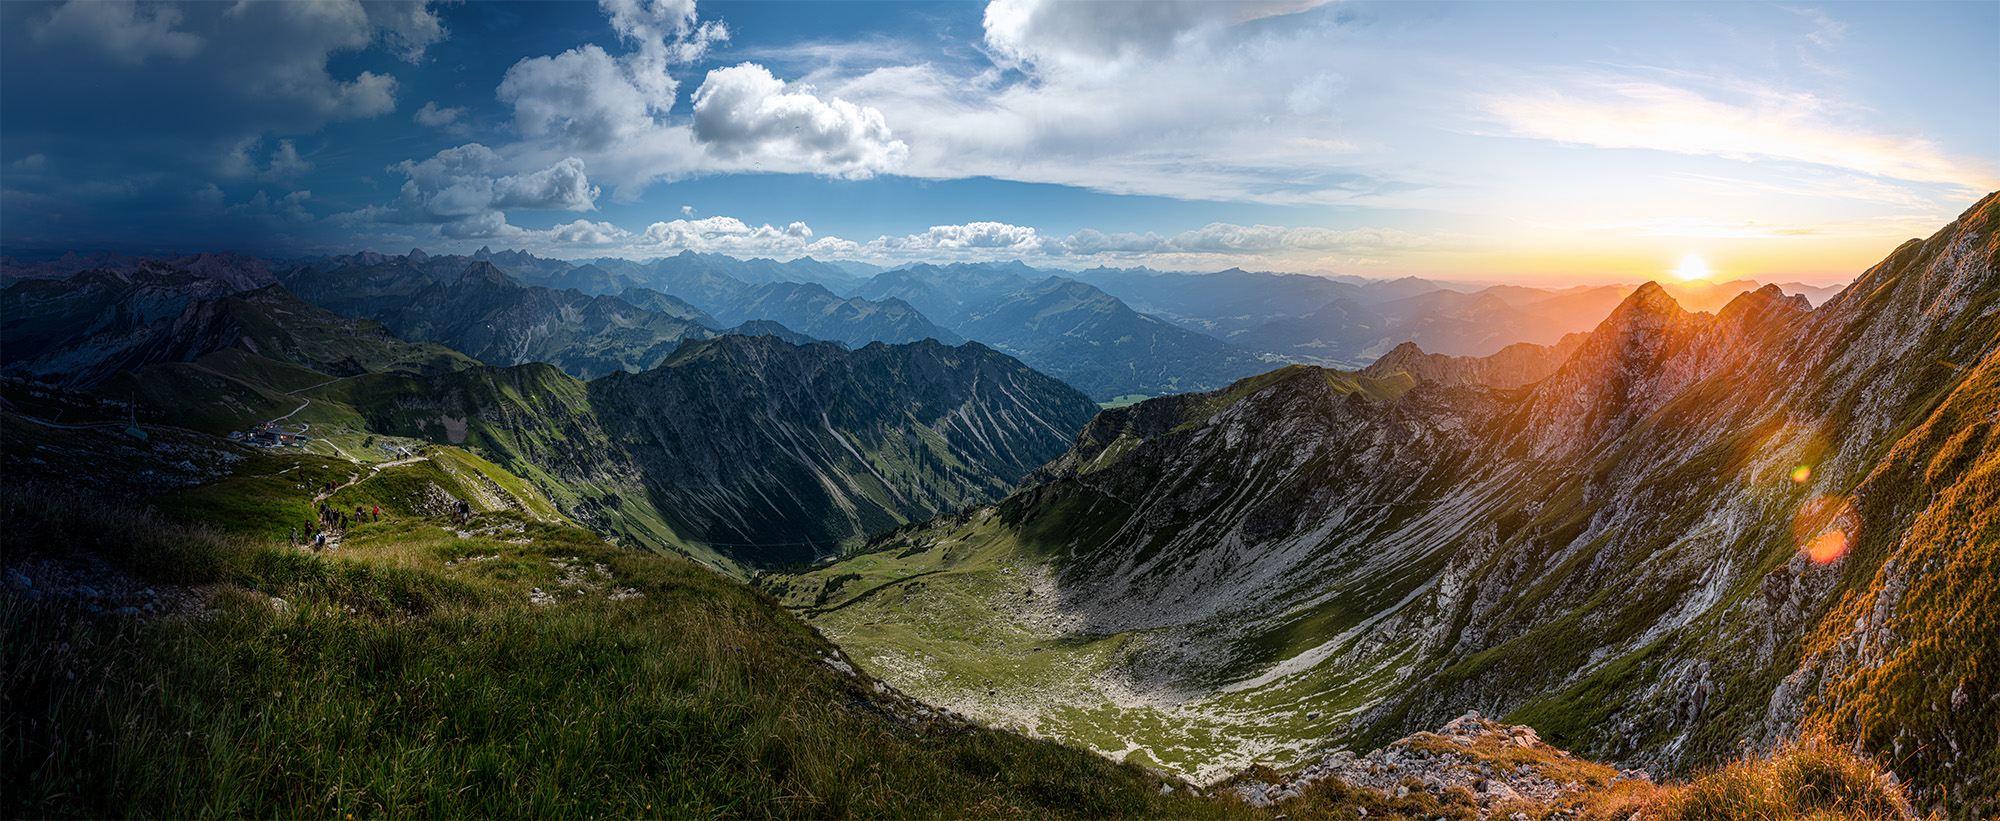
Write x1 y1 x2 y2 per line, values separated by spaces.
1807 529 1849 563
1792 496 1857 564
1790 465 1812 483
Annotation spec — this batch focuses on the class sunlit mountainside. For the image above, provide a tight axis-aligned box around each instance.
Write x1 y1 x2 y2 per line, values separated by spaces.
766 193 2000 816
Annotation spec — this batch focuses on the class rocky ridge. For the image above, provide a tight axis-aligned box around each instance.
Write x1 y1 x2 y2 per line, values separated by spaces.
1359 335 1587 390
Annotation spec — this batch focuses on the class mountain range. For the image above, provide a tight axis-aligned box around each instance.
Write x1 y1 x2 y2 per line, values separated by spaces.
230 242 1847 403
765 193 1999 816
1 195 1987 818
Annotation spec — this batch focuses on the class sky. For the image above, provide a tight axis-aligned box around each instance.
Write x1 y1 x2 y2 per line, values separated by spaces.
1 0 1993 286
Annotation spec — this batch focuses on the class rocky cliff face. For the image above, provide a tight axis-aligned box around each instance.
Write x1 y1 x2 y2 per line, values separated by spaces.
770 193 1998 814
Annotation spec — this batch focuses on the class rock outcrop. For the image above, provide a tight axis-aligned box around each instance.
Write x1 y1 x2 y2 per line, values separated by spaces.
1233 712 1653 818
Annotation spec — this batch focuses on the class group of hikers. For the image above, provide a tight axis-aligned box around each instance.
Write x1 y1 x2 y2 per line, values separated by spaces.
289 499 382 551
284 485 480 550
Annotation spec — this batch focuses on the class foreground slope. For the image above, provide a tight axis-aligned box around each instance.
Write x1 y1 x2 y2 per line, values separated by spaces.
768 193 1999 815
0 444 1227 819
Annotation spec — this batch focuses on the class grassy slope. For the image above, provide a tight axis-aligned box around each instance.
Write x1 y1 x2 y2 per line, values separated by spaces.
3 462 1239 819
1795 341 2000 819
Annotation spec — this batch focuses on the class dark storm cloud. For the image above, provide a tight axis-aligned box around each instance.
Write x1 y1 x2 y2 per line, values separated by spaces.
0 0 444 253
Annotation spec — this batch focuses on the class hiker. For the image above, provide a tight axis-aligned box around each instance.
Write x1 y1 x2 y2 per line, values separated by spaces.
371 505 380 522
289 527 298 547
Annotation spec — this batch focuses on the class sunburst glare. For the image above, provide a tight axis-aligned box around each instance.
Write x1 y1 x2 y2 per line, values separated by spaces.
1675 254 1712 282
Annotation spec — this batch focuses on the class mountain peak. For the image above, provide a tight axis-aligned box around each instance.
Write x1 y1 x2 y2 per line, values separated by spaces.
1611 280 1689 323
1715 282 1809 328
455 260 514 287
408 247 429 263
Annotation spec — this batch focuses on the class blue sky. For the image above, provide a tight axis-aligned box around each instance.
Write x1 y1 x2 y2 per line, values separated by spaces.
2 0 1993 285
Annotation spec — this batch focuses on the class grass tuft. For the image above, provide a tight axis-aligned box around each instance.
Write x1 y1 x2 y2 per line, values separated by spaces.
1578 735 1931 821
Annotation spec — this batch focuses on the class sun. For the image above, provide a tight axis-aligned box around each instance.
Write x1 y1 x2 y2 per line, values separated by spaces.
1674 254 1712 282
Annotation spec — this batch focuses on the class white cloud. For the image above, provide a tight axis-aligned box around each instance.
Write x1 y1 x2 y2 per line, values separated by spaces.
31 0 202 64
500 45 668 151
362 1 447 63
413 101 466 129
477 1 900 192
432 208 1451 272
643 215 780 245
492 157 598 210
1481 76 1999 190
1059 229 1168 254
983 0 1330 72
336 144 599 233
800 0 1413 205
868 221 1047 255
437 211 523 240
541 214 1451 267
690 63 907 179
601 0 727 94
542 214 846 258
496 0 724 154
545 219 633 244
